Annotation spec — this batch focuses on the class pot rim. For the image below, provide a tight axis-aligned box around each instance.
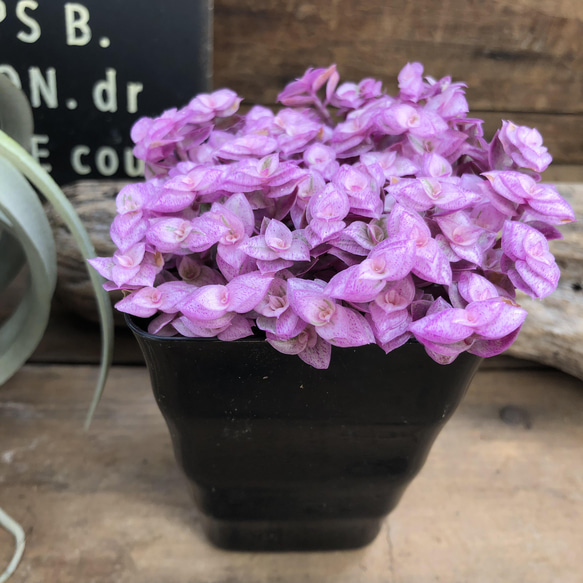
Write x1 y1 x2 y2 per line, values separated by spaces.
125 313 268 344
124 313 424 348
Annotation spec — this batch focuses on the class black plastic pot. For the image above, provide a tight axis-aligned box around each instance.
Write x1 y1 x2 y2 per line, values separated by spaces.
127 315 481 551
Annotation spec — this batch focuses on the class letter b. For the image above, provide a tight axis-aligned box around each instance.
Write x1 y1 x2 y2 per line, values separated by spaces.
65 3 91 46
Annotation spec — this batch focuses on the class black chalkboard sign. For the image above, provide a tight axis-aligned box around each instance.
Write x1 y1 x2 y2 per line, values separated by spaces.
0 0 211 185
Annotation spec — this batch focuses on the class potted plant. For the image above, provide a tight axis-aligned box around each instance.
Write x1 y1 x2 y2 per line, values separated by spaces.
89 63 574 551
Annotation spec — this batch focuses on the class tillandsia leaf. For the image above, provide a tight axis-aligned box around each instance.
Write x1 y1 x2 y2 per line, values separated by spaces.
0 130 114 430
0 228 26 295
0 506 26 583
0 157 56 386
0 74 34 155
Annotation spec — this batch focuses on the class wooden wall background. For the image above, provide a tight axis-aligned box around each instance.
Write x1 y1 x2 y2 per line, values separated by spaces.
214 0 583 166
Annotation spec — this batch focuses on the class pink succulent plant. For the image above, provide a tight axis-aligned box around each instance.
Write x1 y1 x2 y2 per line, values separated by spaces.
89 63 575 368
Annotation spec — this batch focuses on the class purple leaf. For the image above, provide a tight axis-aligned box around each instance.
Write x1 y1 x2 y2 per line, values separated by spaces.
325 264 387 302
409 307 474 344
240 236 280 261
374 276 416 312
148 313 178 336
267 330 310 355
172 315 231 338
466 298 527 339
217 315 254 341
469 327 522 357
412 238 453 285
369 305 411 343
256 257 294 274
287 278 337 326
115 287 166 318
379 332 412 354
110 211 148 252
226 271 274 313
498 121 552 173
181 285 230 321
299 333 332 369
458 272 498 303
316 304 375 347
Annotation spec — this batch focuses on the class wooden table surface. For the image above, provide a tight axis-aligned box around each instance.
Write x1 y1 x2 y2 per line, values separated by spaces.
1 301 582 583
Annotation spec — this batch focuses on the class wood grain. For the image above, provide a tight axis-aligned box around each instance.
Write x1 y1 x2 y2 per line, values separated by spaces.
214 0 583 113
212 0 583 165
45 180 129 325
1 363 582 582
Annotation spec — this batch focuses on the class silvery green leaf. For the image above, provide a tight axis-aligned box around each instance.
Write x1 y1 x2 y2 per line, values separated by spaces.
0 228 26 295
0 506 25 583
0 74 33 152
0 130 114 429
0 157 56 385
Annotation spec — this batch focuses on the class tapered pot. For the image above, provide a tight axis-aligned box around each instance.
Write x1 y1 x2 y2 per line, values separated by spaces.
127 315 481 551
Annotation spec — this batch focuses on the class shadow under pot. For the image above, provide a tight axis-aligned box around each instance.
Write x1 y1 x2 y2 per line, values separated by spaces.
127 314 481 552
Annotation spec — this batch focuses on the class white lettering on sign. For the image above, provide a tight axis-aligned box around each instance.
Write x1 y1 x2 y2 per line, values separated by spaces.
64 3 92 46
92 68 117 112
124 148 144 177
29 67 58 108
16 0 40 43
0 65 22 88
95 146 119 176
71 145 91 175
126 82 143 114
0 2 154 180
31 134 51 171
69 145 145 178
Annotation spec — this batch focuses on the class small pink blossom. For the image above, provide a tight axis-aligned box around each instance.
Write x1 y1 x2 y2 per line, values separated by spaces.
181 271 274 323
498 120 552 173
188 89 242 122
501 221 560 299
398 62 425 102
287 278 375 347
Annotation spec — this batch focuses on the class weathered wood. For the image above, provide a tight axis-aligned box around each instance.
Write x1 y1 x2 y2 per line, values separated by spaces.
213 0 583 165
214 0 583 114
543 164 583 183
45 180 130 326
506 183 583 380
1 364 582 582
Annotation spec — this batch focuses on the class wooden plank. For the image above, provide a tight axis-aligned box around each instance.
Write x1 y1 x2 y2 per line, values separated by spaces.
0 364 582 582
543 164 583 183
214 0 583 114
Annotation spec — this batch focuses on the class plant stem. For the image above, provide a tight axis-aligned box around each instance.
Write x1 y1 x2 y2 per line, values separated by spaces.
311 92 334 126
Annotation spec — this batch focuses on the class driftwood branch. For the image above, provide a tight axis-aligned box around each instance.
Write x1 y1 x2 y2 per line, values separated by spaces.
506 184 583 380
48 181 583 380
46 180 129 326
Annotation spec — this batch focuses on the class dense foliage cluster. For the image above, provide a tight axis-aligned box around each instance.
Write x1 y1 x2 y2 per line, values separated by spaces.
90 63 574 368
